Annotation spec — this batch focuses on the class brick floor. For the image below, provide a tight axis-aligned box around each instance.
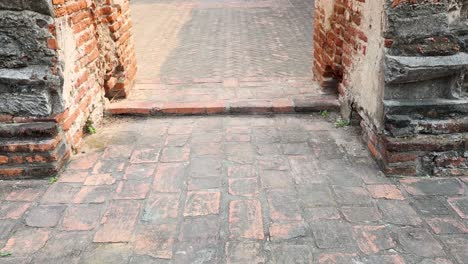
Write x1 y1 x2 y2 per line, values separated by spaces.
107 0 337 115
0 115 467 263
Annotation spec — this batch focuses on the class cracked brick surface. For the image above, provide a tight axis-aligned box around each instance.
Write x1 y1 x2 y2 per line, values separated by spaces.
0 115 467 263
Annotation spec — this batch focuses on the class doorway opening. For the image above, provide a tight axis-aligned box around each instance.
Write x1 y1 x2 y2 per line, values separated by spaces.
107 0 338 115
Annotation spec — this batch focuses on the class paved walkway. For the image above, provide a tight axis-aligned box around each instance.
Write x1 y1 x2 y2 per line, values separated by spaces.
106 0 337 115
1 115 467 263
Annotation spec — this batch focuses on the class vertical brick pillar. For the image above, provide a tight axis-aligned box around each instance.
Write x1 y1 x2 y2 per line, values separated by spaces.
0 0 137 179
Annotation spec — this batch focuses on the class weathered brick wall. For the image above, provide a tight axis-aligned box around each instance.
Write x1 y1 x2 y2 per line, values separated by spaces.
381 0 468 176
0 0 136 179
314 0 468 176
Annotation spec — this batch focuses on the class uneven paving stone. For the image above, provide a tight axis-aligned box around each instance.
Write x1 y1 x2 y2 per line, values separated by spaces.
84 173 116 186
269 220 308 241
356 254 406 264
32 232 90 263
79 243 131 264
73 185 115 204
67 152 101 170
256 155 290 171
227 164 257 178
41 183 81 204
25 205 65 228
92 159 126 174
153 163 186 193
179 216 220 241
58 171 89 183
426 217 468 234
124 163 157 180
297 184 336 207
130 147 161 164
130 255 171 264
188 177 222 190
62 204 103 231
191 142 223 156
228 178 259 197
310 221 355 249
4 187 44 201
183 191 221 216
270 244 313 264
396 227 445 258
447 196 468 219
413 197 453 216
133 223 177 259
377 200 423 226
173 240 221 264
289 156 325 184
400 178 465 196
440 235 468 264
260 170 294 190
353 225 396 255
341 206 382 224
1 228 50 255
333 186 373 206
267 191 303 222
93 200 141 242
142 193 180 224
160 146 190 162
317 253 358 264
0 220 15 241
189 157 223 178
114 180 151 200
0 202 31 220
367 184 405 200
226 241 265 264
229 200 264 239
303 207 341 221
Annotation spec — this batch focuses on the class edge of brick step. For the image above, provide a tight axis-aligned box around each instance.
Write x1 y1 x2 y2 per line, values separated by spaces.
105 97 340 116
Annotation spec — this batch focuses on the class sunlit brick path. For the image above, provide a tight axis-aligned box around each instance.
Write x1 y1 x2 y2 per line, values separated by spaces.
106 0 337 115
1 115 467 263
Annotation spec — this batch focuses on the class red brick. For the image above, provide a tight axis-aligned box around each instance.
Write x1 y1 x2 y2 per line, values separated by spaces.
94 200 141 242
62 204 103 231
84 174 116 186
367 184 405 200
229 200 264 239
183 191 221 216
0 202 31 220
114 180 150 200
153 163 186 192
1 229 50 255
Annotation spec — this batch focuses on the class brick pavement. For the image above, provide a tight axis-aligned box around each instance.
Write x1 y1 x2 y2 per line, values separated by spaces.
0 115 467 264
106 0 336 115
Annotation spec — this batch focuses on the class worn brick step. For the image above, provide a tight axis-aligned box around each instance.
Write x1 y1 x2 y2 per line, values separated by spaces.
0 156 69 179
105 97 340 116
386 115 468 136
384 99 468 117
383 133 467 153
0 134 64 153
0 122 59 139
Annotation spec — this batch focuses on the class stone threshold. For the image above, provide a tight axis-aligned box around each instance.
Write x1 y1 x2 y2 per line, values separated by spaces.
105 96 340 116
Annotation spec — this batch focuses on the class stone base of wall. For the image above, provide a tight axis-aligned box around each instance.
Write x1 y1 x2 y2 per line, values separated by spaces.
0 122 70 179
360 115 468 177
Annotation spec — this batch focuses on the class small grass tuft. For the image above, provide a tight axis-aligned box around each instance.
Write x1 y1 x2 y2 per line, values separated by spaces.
86 119 96 134
48 176 58 185
320 110 330 119
0 252 12 257
335 118 350 128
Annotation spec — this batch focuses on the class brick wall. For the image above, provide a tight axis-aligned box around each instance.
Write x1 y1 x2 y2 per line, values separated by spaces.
313 0 468 176
0 0 137 179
